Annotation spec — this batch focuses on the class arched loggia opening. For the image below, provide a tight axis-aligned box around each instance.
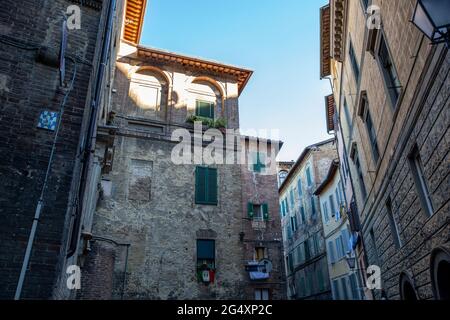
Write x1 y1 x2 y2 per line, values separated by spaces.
430 247 450 300
129 66 170 121
399 273 418 300
189 77 225 120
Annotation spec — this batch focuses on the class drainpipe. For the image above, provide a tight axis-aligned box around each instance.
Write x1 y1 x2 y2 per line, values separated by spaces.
67 0 117 257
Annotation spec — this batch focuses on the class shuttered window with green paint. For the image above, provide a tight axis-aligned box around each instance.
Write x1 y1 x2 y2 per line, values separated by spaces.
248 203 269 221
195 167 218 205
195 100 215 119
318 266 325 291
262 203 269 221
252 152 267 173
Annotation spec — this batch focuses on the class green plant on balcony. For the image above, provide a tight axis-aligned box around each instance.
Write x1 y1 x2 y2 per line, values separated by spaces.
186 115 227 129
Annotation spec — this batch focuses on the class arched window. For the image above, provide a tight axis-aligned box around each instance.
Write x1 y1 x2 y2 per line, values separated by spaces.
430 248 450 300
399 273 418 300
189 78 223 120
129 68 169 120
279 171 288 186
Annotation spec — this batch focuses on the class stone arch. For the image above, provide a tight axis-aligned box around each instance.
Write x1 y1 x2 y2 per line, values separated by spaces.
191 76 225 97
430 245 450 300
189 76 225 119
399 272 418 300
132 65 172 86
128 66 171 121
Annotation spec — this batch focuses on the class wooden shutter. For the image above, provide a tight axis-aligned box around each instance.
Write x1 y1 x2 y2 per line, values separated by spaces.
247 202 254 219
328 241 335 263
262 203 269 221
196 167 217 205
209 102 214 119
195 167 207 203
207 168 218 204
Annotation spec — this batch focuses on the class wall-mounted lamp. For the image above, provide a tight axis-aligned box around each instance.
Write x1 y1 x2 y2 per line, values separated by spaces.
411 0 450 47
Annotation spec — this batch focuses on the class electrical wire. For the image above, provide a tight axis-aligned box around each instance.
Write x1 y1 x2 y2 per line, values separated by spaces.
0 34 92 66
14 56 78 300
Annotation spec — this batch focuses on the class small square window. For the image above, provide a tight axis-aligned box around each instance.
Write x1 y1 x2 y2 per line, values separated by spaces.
255 247 267 261
195 100 215 119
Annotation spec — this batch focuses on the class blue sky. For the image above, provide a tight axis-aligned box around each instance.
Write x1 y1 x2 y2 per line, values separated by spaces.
141 0 331 161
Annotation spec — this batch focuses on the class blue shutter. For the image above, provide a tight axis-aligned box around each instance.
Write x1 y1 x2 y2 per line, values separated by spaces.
306 167 312 186
297 179 303 197
311 197 316 215
323 202 329 222
341 230 350 255
328 241 336 263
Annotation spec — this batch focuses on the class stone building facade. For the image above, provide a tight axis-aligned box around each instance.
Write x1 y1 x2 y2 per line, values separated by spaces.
314 160 363 300
241 137 286 300
320 0 449 300
277 161 295 187
0 0 124 299
75 3 286 296
279 138 336 299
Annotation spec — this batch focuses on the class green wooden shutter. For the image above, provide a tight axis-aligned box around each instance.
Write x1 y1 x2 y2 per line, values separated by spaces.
195 167 207 204
209 102 214 119
247 202 254 219
262 203 269 220
195 101 201 116
207 168 218 204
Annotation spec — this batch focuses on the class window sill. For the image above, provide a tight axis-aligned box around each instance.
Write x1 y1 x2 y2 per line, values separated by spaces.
195 202 218 206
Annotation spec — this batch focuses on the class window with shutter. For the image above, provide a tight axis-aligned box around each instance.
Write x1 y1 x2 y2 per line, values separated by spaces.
297 179 303 198
341 229 350 255
304 240 311 261
299 277 306 298
196 239 215 274
323 201 330 223
195 100 214 119
300 206 306 223
262 203 269 221
332 279 340 300
195 167 218 205
349 273 359 300
311 197 317 216
252 152 267 173
328 241 336 263
318 266 325 291
306 167 313 186
340 277 350 300
377 33 402 108
287 221 292 239
248 202 254 219
329 194 336 216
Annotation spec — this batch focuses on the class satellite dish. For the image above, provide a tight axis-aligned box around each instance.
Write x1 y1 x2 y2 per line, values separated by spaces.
258 259 273 273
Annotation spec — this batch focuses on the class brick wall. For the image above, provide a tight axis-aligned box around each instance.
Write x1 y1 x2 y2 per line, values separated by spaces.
331 0 450 300
78 242 116 300
240 139 286 300
0 0 105 299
